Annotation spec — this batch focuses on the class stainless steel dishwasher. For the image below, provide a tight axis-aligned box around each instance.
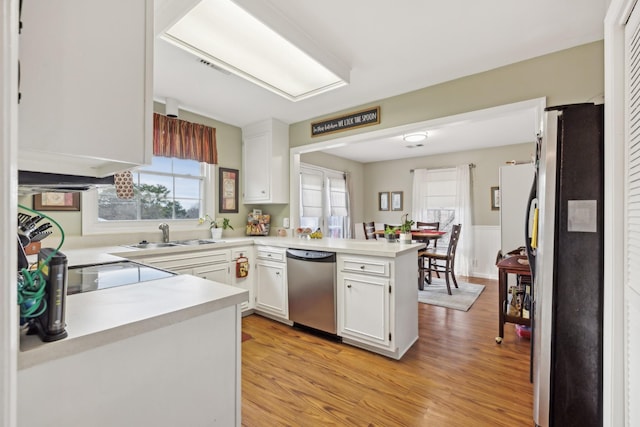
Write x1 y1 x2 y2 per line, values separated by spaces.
286 249 337 335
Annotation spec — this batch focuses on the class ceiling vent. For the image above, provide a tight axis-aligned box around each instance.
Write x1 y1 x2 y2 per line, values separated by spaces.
199 58 231 75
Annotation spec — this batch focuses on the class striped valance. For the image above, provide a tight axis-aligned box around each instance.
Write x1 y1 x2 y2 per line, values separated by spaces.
153 113 218 164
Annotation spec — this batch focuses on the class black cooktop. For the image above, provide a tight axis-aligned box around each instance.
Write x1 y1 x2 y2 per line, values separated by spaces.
67 261 176 295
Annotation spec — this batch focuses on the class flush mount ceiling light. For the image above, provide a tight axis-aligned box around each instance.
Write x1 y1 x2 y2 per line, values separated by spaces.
161 0 350 102
403 132 428 143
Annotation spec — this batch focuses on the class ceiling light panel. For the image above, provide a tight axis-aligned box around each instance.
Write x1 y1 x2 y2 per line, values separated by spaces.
162 0 348 101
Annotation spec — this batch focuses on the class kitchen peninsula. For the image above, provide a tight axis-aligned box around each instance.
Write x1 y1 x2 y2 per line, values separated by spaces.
119 236 424 360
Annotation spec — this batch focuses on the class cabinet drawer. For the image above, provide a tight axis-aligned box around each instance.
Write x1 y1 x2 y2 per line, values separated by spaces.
339 256 390 277
256 247 285 262
144 250 230 270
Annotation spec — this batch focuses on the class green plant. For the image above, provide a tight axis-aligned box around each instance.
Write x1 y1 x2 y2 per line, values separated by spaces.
385 225 397 235
199 215 234 230
400 213 414 233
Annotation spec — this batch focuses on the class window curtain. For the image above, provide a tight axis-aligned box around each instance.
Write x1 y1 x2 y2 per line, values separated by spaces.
345 173 354 238
411 165 473 276
454 164 473 277
300 172 323 217
153 113 218 164
411 168 429 221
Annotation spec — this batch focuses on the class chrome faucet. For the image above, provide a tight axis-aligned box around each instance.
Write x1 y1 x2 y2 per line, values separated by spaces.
159 223 170 243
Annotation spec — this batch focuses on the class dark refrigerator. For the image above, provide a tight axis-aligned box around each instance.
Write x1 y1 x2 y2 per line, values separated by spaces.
527 103 604 427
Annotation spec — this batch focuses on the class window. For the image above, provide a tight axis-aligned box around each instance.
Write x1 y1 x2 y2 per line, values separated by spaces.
299 164 350 238
98 157 203 221
413 168 457 246
82 157 214 235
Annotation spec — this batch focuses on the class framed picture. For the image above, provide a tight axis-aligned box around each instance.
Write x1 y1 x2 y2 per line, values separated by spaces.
378 192 390 211
219 167 239 213
491 186 500 210
391 191 403 211
33 192 80 211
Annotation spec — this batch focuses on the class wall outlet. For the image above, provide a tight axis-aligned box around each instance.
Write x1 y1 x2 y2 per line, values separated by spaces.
283 217 290 229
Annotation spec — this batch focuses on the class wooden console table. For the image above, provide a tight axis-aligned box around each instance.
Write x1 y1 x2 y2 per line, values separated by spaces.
496 255 532 343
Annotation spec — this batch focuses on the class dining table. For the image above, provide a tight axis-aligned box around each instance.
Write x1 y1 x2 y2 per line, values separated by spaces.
374 229 446 246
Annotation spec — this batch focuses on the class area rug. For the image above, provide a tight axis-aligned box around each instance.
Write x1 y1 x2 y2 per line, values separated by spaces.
418 278 485 311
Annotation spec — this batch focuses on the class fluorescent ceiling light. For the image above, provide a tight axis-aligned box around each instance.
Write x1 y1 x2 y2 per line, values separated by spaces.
403 132 428 143
161 0 349 101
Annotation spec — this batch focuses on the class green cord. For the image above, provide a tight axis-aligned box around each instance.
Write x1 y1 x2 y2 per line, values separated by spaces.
17 203 66 319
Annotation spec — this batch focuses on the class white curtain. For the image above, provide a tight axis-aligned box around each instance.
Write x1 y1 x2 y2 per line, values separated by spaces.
345 173 354 238
300 172 323 217
412 168 429 221
455 164 473 276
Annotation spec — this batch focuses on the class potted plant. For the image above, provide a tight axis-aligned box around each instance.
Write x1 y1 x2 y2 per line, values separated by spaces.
399 213 414 242
199 215 234 240
384 225 397 242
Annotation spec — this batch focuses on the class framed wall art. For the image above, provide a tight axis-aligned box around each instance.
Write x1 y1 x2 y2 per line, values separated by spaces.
219 167 239 213
391 191 403 211
33 192 80 211
378 192 389 211
491 186 500 210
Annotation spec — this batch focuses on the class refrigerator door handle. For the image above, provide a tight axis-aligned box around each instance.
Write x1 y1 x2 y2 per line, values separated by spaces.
525 173 538 281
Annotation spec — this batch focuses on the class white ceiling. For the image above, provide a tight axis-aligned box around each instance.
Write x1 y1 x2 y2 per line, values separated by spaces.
153 0 608 162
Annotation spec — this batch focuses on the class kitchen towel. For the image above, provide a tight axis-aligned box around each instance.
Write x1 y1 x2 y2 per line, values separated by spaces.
114 171 134 199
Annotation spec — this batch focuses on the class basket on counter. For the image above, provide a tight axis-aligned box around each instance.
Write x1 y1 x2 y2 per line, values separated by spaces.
246 213 270 236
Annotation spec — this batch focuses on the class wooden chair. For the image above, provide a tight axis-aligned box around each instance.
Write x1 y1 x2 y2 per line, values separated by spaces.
419 224 462 295
415 221 440 249
363 221 377 240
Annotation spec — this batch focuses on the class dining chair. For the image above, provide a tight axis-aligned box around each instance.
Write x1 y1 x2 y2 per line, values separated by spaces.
363 221 377 240
415 221 440 249
418 224 462 294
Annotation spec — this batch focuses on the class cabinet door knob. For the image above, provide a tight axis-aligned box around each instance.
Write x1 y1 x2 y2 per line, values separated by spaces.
347 284 352 288
360 265 365 270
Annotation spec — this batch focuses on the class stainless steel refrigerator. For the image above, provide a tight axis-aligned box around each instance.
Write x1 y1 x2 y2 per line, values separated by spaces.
526 103 604 427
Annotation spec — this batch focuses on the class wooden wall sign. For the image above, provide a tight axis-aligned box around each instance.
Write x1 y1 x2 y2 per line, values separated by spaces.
311 106 380 137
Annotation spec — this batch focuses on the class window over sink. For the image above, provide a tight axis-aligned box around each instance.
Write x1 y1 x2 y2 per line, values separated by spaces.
82 157 215 235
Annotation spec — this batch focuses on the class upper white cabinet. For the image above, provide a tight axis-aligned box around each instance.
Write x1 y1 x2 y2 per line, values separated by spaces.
18 0 153 177
242 119 289 204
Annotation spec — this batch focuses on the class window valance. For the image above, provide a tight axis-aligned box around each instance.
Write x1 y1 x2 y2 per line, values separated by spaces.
153 113 218 164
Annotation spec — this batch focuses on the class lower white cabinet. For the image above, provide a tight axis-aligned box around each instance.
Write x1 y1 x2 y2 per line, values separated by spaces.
130 247 258 314
337 252 418 359
340 273 390 348
193 263 230 284
139 249 231 284
254 247 288 320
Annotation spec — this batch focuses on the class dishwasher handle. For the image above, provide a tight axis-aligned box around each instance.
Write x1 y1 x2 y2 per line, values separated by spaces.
286 249 336 263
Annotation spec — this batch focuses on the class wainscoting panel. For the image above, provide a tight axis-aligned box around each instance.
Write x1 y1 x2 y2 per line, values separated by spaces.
471 225 500 279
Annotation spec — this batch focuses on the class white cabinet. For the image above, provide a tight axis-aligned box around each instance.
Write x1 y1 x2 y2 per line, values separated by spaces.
337 252 418 359
193 263 230 284
231 247 255 312
242 119 289 204
18 0 153 177
254 247 288 320
338 256 390 349
141 249 231 284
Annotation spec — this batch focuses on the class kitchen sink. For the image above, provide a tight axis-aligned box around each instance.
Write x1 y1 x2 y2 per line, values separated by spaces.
125 239 218 249
170 239 218 246
125 242 181 249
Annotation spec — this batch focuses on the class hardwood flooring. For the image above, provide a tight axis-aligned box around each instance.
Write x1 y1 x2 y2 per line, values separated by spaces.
241 276 533 426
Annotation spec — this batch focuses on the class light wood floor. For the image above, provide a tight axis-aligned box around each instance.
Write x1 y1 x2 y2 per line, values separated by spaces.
241 276 533 426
